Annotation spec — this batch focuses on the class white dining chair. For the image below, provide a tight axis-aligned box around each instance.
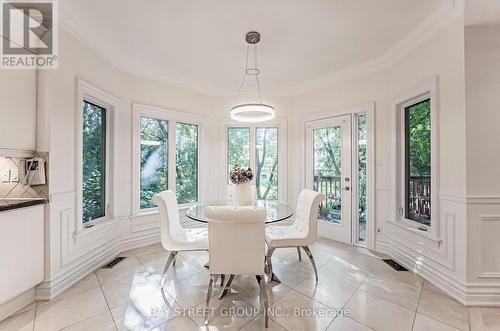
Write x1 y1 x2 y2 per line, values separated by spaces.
152 190 208 286
204 206 269 328
265 189 325 282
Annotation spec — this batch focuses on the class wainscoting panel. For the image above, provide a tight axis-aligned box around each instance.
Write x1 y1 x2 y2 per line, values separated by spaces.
477 215 500 278
37 191 122 300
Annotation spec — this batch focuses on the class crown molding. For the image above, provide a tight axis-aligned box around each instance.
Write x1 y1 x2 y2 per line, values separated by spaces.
59 0 464 97
58 8 227 97
287 0 464 96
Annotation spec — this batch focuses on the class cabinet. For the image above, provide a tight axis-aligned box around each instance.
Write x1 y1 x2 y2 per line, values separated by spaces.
0 36 37 153
0 205 44 305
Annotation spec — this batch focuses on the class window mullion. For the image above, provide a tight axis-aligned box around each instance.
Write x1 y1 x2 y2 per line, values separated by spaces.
249 127 256 175
168 120 177 193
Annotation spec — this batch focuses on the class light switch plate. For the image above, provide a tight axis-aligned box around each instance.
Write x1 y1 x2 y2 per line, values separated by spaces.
1 168 10 182
10 169 19 182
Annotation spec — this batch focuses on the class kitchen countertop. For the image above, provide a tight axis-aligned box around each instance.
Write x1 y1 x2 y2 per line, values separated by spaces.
0 198 47 212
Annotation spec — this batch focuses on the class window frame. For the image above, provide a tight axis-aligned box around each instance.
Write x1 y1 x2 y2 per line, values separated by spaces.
132 103 207 216
82 100 108 222
353 113 368 246
391 77 439 241
76 79 119 233
220 118 287 203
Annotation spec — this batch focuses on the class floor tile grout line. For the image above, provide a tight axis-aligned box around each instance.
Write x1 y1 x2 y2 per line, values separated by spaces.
86 243 470 331
416 311 467 331
410 279 425 330
325 270 376 331
37 294 113 331
354 285 420 312
31 301 38 331
95 271 120 331
467 307 471 331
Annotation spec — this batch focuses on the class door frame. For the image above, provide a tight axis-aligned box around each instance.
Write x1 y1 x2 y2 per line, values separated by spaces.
305 115 353 244
299 102 376 249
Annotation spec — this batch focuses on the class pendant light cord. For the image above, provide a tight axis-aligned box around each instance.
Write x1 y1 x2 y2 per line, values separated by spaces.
235 43 263 104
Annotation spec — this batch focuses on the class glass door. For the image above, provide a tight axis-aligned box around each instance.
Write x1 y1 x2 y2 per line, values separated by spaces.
305 115 352 244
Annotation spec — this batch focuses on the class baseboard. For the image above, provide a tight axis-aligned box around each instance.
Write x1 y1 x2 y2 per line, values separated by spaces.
119 231 161 253
36 243 119 300
35 230 161 301
376 240 500 306
0 288 35 322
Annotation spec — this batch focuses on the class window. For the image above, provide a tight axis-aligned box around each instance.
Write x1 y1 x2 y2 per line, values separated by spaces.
404 99 431 226
255 128 278 200
77 79 118 230
133 104 206 214
227 127 250 172
140 117 168 209
313 126 342 223
175 122 198 204
82 101 107 223
223 120 286 202
356 114 367 242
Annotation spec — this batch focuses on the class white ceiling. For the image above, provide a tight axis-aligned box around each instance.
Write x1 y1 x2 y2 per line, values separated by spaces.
465 0 500 26
60 0 451 96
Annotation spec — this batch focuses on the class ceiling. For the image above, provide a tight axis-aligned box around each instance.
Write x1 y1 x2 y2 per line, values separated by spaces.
60 0 452 96
465 0 500 26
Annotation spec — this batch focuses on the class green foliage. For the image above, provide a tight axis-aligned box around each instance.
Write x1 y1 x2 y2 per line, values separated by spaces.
140 117 168 209
227 127 278 200
82 101 106 223
227 128 250 171
139 119 199 208
175 123 198 204
313 126 341 178
407 100 431 176
313 126 342 221
358 115 367 216
255 128 278 200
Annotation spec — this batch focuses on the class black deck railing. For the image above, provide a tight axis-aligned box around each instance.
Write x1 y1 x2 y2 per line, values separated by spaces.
408 175 431 225
313 175 341 200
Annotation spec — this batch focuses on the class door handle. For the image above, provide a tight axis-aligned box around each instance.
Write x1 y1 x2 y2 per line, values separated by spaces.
344 186 350 191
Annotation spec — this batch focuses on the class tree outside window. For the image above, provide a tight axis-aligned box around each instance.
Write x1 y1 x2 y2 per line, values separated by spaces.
82 101 106 223
140 117 168 209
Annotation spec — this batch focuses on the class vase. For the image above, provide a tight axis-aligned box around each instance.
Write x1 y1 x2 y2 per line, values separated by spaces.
231 182 253 206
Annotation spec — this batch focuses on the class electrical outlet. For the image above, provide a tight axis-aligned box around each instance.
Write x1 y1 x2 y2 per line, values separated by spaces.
1 168 10 182
10 169 19 182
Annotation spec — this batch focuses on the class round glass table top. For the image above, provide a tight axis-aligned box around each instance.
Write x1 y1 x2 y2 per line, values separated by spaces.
185 200 294 224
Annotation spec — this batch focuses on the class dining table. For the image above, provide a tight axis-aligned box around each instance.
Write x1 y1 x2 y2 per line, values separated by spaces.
185 199 295 224
184 199 294 296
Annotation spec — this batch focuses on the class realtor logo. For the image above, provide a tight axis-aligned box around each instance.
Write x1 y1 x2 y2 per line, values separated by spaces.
1 0 58 68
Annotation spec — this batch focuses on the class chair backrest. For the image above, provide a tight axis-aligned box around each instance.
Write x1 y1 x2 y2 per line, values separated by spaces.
152 190 185 250
205 206 266 275
294 189 326 245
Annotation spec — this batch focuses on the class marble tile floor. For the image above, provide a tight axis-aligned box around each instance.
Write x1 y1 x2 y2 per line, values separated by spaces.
1 238 498 331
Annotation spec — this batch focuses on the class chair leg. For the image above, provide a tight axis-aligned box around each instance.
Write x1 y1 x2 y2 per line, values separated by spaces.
257 275 269 328
161 251 177 287
220 274 225 287
297 247 302 261
219 274 235 299
302 246 318 282
265 248 276 282
205 274 217 325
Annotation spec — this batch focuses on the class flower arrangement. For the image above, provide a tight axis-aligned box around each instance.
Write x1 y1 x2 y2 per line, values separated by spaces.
229 165 254 185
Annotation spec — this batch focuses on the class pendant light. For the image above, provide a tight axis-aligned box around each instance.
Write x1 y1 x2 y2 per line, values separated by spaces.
230 31 275 123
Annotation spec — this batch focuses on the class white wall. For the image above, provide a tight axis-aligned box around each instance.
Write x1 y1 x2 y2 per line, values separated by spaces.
289 18 474 303
36 27 217 299
464 26 500 296
34 17 500 306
